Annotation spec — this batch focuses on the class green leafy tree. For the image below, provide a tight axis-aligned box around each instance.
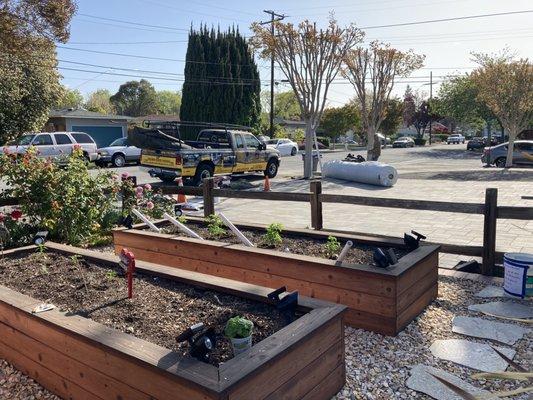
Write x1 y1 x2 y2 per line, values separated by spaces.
180 26 261 138
0 48 63 145
55 87 84 109
156 90 181 115
380 98 404 136
110 79 158 117
85 89 115 114
320 104 360 142
471 51 532 167
274 91 301 120
436 75 495 133
0 0 76 144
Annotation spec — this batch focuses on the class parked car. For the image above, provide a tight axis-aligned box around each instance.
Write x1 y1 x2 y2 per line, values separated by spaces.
481 140 533 167
376 133 390 147
265 138 298 156
96 137 141 167
447 134 465 144
0 132 98 162
392 137 415 148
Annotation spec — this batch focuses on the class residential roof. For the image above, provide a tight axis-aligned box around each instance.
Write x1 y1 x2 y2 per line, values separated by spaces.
49 108 132 121
132 114 180 123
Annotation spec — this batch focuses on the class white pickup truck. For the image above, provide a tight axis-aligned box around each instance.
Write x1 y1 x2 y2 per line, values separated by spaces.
447 134 465 144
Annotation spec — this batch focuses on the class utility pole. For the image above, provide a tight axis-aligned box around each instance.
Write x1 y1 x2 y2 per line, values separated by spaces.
428 71 433 145
260 10 286 138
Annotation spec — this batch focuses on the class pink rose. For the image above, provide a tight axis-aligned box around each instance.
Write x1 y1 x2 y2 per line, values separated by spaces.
136 186 143 194
144 183 152 191
136 191 143 198
121 172 130 179
146 201 154 210
0 213 5 222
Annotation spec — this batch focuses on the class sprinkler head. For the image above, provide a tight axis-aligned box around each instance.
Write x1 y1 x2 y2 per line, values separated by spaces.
177 323 217 363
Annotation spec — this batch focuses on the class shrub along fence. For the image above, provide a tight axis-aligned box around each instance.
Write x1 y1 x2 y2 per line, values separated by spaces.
2 178 532 276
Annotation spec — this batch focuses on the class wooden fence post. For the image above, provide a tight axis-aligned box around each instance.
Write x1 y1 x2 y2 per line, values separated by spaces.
203 177 215 218
310 180 323 230
482 188 498 276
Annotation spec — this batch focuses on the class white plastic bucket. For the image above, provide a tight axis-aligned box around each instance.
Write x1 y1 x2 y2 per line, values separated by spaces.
503 253 533 299
230 335 252 356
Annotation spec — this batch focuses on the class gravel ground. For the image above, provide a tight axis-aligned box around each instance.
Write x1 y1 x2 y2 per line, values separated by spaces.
335 276 532 400
0 359 59 400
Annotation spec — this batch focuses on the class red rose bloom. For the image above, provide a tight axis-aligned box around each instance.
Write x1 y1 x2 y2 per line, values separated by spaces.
10 210 22 220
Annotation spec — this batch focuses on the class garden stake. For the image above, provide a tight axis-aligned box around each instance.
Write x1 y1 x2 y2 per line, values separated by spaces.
132 209 161 232
119 249 136 299
218 213 254 247
163 212 203 240
336 241 353 264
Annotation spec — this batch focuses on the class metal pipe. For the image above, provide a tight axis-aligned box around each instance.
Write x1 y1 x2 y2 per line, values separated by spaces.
336 241 353 264
132 209 161 233
163 213 203 240
218 213 254 247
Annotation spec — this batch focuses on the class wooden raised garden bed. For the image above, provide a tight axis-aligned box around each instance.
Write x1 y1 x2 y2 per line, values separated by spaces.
113 219 440 336
0 243 346 400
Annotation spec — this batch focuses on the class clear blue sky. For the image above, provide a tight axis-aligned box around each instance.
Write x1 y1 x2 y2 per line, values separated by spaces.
59 0 533 106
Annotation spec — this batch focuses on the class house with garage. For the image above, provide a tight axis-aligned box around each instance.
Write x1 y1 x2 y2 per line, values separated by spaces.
45 108 132 148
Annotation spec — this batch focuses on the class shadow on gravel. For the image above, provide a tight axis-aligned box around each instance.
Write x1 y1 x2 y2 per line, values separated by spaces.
401 169 533 181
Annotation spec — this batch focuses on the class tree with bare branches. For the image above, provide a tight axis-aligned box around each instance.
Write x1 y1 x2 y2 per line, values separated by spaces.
251 18 364 178
471 51 532 167
343 42 424 160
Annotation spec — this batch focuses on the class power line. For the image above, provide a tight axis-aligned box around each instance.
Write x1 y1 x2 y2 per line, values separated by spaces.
75 17 188 34
77 13 190 32
56 46 264 68
67 40 189 45
360 10 533 29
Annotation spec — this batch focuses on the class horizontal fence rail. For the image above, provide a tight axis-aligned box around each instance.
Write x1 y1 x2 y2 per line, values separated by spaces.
319 194 485 214
2 177 532 276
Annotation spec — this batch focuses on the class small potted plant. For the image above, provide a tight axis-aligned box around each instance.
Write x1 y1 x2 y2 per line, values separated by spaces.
225 316 254 356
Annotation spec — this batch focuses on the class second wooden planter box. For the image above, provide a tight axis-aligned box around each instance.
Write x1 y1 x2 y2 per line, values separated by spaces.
114 224 439 336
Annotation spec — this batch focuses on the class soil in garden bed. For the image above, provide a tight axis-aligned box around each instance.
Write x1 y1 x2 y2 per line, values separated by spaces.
164 222 409 266
0 251 289 366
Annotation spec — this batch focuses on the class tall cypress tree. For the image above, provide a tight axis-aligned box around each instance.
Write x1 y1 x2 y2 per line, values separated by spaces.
180 26 261 138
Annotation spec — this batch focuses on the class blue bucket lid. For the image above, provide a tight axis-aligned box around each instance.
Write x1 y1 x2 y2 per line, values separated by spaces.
504 252 533 265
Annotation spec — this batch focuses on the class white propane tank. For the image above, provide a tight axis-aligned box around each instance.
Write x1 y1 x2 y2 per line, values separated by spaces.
322 160 398 187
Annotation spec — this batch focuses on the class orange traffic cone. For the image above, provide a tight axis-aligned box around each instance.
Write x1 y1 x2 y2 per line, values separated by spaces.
263 175 271 192
177 177 187 203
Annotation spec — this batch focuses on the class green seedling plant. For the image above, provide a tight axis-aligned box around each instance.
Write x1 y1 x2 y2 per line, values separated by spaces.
225 316 254 339
263 223 283 247
206 214 226 239
106 270 118 280
325 236 341 259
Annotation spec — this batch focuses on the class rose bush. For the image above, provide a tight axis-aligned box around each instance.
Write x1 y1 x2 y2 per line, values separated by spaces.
121 179 176 221
0 147 120 245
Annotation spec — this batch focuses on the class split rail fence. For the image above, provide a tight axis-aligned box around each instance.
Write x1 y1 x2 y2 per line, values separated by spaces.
1 178 532 276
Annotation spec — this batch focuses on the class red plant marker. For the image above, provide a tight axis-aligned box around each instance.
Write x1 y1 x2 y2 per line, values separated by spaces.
119 249 136 299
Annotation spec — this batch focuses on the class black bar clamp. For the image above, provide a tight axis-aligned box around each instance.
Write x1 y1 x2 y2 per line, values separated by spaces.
267 286 299 324
403 230 427 251
176 322 217 363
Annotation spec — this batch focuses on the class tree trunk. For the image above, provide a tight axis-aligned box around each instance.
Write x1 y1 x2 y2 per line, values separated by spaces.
303 123 314 179
366 126 375 161
505 129 517 168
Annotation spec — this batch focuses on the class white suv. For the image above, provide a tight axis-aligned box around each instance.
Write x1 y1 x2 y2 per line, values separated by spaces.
1 132 99 162
447 134 465 144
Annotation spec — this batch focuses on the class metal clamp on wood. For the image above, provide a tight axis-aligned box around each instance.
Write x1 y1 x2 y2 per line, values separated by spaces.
403 230 426 251
267 286 299 324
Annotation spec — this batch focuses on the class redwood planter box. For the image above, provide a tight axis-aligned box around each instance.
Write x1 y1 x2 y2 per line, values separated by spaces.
0 244 346 400
113 221 439 336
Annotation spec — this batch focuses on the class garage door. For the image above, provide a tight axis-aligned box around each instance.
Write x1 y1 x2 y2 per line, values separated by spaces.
71 126 123 148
